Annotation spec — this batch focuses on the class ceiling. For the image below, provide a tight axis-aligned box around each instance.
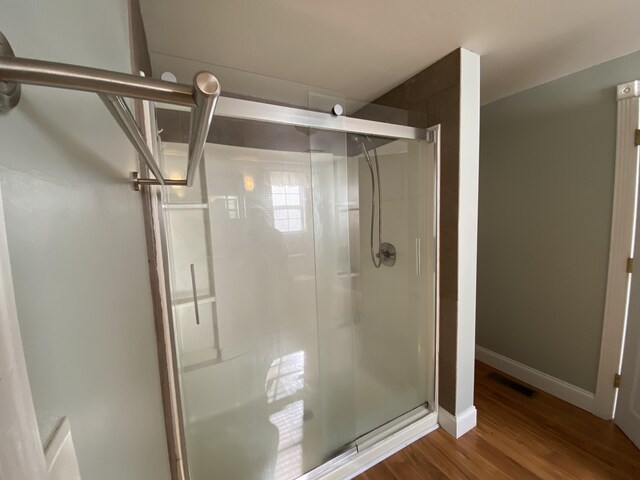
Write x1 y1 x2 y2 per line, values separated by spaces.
140 0 640 105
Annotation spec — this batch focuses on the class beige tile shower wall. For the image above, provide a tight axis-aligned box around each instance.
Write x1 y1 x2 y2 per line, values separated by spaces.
0 2 170 480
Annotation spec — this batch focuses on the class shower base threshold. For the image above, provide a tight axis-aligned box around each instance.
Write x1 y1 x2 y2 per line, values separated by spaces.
298 406 439 480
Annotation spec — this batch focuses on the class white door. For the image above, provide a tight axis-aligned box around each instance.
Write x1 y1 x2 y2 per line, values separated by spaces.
615 146 640 448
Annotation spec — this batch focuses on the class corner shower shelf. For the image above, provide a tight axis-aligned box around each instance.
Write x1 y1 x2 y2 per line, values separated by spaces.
337 272 360 279
0 31 220 190
180 348 222 373
173 295 216 310
163 203 209 210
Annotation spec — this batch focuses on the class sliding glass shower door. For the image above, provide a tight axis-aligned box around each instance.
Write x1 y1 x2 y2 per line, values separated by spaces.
158 107 437 480
310 129 437 441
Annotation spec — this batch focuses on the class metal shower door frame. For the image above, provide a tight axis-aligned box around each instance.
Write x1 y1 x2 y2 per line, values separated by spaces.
158 95 433 142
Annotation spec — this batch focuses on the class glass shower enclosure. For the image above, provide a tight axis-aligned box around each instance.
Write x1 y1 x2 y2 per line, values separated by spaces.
156 95 439 480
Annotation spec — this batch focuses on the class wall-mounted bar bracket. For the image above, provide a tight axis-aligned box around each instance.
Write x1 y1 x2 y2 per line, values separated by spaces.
0 32 19 112
0 31 220 190
131 172 188 192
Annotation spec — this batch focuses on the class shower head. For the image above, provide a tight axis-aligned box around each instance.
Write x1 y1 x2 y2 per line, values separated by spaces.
347 133 373 154
349 133 368 144
349 133 380 150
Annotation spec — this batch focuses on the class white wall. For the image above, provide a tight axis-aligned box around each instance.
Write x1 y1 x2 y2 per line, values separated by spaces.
0 185 49 480
455 49 480 420
477 50 640 392
0 2 171 479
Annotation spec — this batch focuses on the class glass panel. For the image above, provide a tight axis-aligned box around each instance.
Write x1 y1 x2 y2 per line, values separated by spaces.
350 136 436 436
308 92 426 128
152 54 427 124
309 130 358 455
165 209 211 298
157 99 437 480
161 125 358 479
309 125 436 440
162 142 205 204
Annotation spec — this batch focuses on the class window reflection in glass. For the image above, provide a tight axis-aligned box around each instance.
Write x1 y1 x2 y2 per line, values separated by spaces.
271 178 306 233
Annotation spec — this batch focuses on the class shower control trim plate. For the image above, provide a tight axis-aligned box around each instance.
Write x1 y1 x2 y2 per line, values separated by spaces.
378 242 396 267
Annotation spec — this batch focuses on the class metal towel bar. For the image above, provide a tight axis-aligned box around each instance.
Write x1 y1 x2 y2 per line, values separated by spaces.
0 32 220 190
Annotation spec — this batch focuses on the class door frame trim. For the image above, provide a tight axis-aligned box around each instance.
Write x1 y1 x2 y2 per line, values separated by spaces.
0 183 49 480
594 80 640 419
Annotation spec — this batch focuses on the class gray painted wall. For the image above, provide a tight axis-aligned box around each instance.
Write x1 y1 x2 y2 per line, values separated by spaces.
477 50 640 392
0 1 171 479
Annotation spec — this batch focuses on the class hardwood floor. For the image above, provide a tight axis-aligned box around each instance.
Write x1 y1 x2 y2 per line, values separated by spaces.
356 362 640 479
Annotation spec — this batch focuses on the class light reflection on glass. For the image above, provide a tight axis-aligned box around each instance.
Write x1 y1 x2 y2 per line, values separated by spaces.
266 351 306 480
269 400 304 480
265 351 305 403
244 174 255 192
168 169 187 198
270 173 307 233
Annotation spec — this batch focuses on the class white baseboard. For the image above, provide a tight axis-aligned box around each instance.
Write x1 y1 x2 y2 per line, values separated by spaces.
476 345 594 413
438 406 477 438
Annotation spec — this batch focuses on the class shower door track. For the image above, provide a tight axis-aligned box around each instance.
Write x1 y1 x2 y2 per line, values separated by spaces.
300 407 439 480
157 96 434 143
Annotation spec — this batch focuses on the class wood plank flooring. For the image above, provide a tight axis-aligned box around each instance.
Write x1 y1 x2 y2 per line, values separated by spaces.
356 362 640 479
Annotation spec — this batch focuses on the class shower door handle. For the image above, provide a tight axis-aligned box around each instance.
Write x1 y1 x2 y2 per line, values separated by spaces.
416 238 422 275
190 263 201 325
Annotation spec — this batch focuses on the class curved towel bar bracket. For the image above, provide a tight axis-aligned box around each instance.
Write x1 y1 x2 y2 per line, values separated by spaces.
0 31 220 191
0 32 20 112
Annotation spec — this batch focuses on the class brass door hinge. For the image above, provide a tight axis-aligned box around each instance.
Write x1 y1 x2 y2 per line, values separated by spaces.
614 373 621 388
627 257 634 274
635 129 640 147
